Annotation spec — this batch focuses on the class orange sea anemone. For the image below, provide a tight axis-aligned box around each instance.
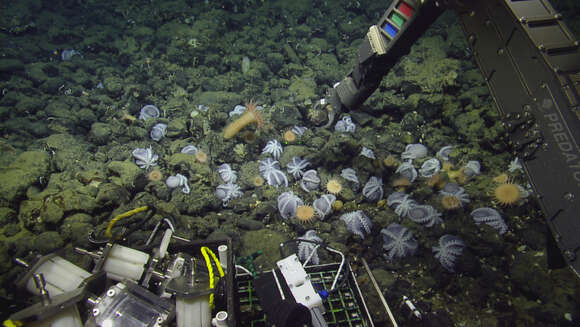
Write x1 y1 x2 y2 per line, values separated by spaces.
296 205 316 223
223 99 264 139
441 195 461 210
147 169 163 182
283 130 296 143
326 178 343 195
252 175 265 187
383 155 398 168
392 177 411 192
427 173 446 189
195 149 208 163
494 182 521 206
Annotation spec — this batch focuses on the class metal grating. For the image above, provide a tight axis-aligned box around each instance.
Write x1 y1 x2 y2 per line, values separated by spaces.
236 265 370 327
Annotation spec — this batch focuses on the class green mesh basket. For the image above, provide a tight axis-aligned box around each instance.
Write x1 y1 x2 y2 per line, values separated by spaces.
235 262 373 327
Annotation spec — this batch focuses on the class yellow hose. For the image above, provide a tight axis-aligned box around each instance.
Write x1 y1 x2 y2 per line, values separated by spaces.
105 206 149 238
3 320 23 327
201 246 225 308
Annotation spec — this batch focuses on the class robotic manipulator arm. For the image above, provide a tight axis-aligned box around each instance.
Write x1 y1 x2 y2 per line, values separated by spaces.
327 0 445 113
328 0 580 277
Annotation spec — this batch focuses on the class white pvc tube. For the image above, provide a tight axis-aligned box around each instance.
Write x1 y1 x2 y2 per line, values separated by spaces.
102 244 150 281
26 256 90 296
212 311 229 327
176 295 210 327
218 245 228 273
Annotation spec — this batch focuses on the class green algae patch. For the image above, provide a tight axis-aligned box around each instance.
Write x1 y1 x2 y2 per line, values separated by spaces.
107 161 143 191
32 231 64 254
241 229 288 270
288 76 317 105
0 151 50 206
167 153 212 181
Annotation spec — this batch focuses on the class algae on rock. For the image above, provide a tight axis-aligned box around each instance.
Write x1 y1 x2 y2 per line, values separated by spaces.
0 151 50 206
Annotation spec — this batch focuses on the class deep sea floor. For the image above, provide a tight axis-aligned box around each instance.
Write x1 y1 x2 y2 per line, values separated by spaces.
0 0 578 326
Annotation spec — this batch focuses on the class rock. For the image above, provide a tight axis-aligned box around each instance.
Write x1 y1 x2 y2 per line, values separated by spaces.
44 101 71 119
42 197 65 224
61 213 93 247
42 133 91 171
0 59 24 73
146 181 171 201
167 153 198 168
370 268 396 290
0 207 17 225
103 76 124 98
58 189 98 213
107 161 143 191
25 62 50 84
0 151 50 205
240 229 288 270
33 231 64 254
96 183 130 207
266 52 284 73
510 250 552 298
167 153 212 178
18 200 43 230
0 241 12 273
89 122 112 145
3 223 21 237
237 217 264 231
288 76 316 105
166 119 187 138
170 184 215 215
14 95 44 114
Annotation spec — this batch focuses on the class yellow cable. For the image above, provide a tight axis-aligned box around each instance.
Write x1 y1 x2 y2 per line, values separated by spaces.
105 206 148 238
201 246 225 309
3 320 23 327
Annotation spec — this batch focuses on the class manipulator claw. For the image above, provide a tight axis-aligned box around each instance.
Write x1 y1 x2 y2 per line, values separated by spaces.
323 75 370 127
318 81 351 128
